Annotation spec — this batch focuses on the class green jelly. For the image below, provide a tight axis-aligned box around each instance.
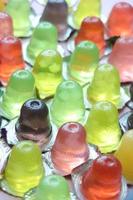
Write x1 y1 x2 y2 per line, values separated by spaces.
73 0 100 28
50 80 85 127
0 70 35 119
87 64 120 107
85 101 121 153
35 175 70 200
69 41 99 85
27 22 58 62
6 0 31 37
4 141 44 197
33 49 63 98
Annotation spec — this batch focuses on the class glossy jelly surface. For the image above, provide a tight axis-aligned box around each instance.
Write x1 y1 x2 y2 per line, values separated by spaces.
51 122 89 175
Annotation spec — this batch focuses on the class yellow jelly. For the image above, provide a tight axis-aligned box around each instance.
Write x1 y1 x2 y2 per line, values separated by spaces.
4 141 44 197
115 130 133 184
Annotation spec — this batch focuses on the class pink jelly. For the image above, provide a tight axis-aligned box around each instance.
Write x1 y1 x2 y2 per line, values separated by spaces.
51 122 89 175
109 37 133 83
0 12 13 40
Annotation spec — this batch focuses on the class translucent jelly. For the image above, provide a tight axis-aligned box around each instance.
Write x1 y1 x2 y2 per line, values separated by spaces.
4 141 44 196
33 49 63 98
109 37 133 82
27 22 58 62
6 0 31 37
0 36 24 85
16 99 52 150
81 155 122 200
51 122 89 175
40 0 68 37
85 101 121 153
73 0 100 28
75 16 105 55
87 64 120 107
36 175 70 200
115 130 133 184
50 80 85 127
69 41 99 85
0 12 13 40
1 70 35 119
107 2 133 37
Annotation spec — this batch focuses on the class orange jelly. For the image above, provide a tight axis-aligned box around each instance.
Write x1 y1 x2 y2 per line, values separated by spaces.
107 2 133 37
0 36 24 85
81 155 122 200
75 16 105 56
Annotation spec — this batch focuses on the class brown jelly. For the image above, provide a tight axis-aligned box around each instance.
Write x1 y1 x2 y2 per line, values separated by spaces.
15 99 52 150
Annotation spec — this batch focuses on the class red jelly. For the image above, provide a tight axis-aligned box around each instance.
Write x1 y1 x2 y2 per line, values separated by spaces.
109 37 133 83
0 36 24 85
107 2 133 37
0 12 13 40
81 155 122 200
51 122 89 176
75 16 105 56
